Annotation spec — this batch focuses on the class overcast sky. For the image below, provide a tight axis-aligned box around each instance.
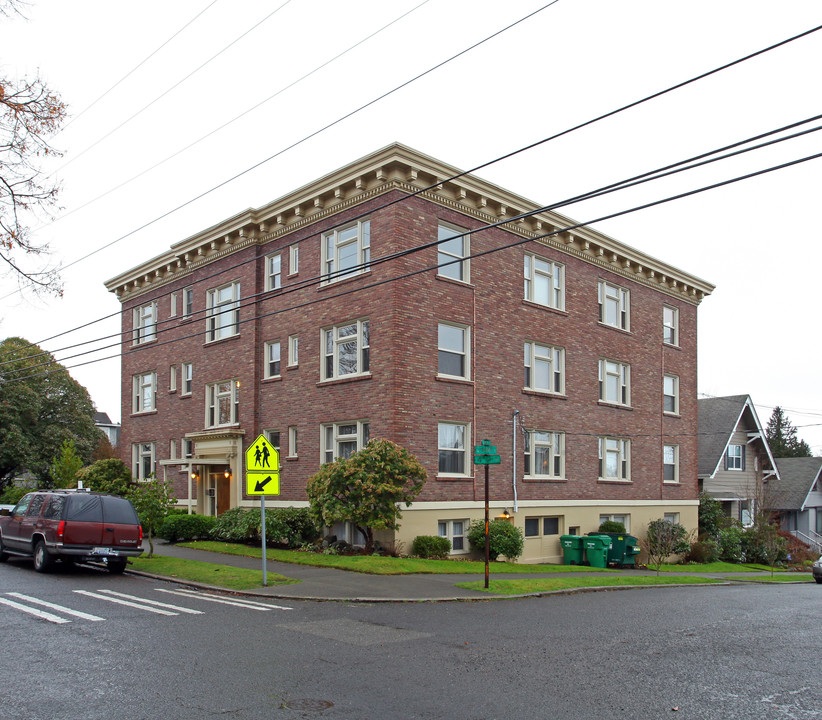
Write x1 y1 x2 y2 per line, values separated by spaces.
3 0 821 452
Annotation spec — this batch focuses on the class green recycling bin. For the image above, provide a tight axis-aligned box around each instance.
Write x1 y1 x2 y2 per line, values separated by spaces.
603 533 641 567
583 534 612 568
560 534 584 565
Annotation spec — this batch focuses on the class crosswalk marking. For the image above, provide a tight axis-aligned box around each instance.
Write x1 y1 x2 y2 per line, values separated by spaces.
73 590 179 615
156 588 292 611
95 589 204 614
5 592 104 621
0 596 71 624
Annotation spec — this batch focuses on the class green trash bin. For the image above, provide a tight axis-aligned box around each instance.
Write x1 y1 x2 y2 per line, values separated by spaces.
602 533 641 567
560 534 584 565
583 534 612 568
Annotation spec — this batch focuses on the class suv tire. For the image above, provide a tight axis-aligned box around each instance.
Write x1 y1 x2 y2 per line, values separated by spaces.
33 540 53 572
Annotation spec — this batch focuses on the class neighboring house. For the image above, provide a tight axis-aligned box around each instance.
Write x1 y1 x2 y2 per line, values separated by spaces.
697 395 778 526
104 143 714 563
770 457 822 553
94 412 121 447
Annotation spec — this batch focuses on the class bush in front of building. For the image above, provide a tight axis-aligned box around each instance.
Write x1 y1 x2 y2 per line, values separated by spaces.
598 520 627 534
716 524 744 562
75 458 134 496
686 539 720 563
210 506 319 548
412 535 451 559
467 519 524 562
159 513 217 543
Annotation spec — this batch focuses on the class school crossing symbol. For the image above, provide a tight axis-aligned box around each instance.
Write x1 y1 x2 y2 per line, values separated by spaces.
245 434 280 496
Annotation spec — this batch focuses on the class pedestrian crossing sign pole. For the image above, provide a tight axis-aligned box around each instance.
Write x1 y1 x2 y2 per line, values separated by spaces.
245 434 280 586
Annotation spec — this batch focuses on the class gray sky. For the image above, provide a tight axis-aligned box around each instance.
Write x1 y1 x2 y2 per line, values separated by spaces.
3 0 821 451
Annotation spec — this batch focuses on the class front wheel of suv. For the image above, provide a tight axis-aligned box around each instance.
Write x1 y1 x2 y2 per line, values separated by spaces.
33 540 53 572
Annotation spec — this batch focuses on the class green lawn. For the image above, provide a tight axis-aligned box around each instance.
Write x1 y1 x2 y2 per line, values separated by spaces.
723 574 815 583
652 561 787 573
129 554 297 590
458 576 726 595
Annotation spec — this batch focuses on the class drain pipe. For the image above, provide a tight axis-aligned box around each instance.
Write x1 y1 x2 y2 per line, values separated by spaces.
512 410 520 513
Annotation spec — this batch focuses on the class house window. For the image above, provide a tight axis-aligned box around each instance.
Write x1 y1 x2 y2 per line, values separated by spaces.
599 359 630 406
206 281 240 341
170 293 178 318
726 444 744 470
182 362 193 395
133 372 156 413
288 335 299 366
663 374 679 414
438 519 468 553
524 342 564 394
524 517 560 537
599 514 629 531
266 253 282 291
169 365 177 392
322 220 370 283
599 437 630 480
288 426 298 457
663 305 679 345
438 422 468 475
663 444 679 482
289 244 299 275
321 421 370 463
132 442 155 480
265 341 281 378
664 512 680 524
598 280 630 330
183 287 193 318
205 380 239 428
437 223 469 282
438 323 469 379
524 431 564 478
523 253 564 310
169 439 176 460
182 438 193 459
264 430 280 451
322 320 370 380
132 302 157 344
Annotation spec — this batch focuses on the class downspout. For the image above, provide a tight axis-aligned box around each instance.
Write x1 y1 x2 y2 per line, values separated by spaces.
512 410 520 513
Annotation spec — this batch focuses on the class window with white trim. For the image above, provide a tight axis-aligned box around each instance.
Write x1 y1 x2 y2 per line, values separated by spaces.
664 512 680 524
288 335 299 366
524 342 564 394
437 223 469 282
598 280 630 330
265 253 282 291
438 323 469 379
663 374 679 414
599 359 630 406
205 380 239 428
182 438 193 459
438 519 468 553
132 442 155 480
599 437 630 480
663 444 679 482
726 444 744 470
169 365 177 392
170 293 178 318
169 439 177 460
322 320 370 380
264 430 280 452
133 372 156 413
182 362 193 395
289 244 299 275
599 513 629 531
132 302 157 344
183 287 193 318
322 220 370 283
288 426 298 457
524 253 564 310
524 430 564 478
438 422 468 475
206 281 240 341
663 305 679 345
265 341 281 378
321 421 370 463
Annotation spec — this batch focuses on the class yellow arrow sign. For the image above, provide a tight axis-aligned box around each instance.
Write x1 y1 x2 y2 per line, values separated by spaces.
247 472 280 496
245 434 280 496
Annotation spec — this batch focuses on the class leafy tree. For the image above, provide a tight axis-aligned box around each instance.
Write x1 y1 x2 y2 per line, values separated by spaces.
128 477 176 557
306 439 426 553
1 1 68 295
765 406 811 458
76 458 134 497
697 491 726 539
49 438 82 488
467 518 525 562
0 336 103 489
644 519 690 575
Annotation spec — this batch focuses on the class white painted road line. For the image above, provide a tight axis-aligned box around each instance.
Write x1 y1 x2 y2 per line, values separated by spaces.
73 590 179 615
6 592 104 621
156 588 292 611
95 589 204 614
0 596 72 624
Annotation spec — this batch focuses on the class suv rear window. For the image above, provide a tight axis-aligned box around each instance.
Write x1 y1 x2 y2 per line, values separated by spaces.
101 496 140 525
65 495 103 522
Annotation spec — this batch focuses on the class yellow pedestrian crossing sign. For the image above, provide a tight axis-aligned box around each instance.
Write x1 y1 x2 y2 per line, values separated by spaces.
245 434 280 496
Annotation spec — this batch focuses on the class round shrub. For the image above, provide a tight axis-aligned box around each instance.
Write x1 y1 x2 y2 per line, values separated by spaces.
687 539 719 564
598 520 627 534
209 506 319 547
159 513 217 543
717 525 744 562
468 519 524 561
412 535 451 559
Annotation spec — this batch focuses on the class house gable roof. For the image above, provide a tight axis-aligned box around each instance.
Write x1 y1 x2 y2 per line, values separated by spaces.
770 457 822 510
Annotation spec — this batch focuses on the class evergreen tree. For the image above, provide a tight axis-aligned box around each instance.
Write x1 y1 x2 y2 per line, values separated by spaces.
765 406 812 458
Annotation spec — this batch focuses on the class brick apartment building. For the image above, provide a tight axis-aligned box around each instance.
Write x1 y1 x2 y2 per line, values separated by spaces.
105 143 714 563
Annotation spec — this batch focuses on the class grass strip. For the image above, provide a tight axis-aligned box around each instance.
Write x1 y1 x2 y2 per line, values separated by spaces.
129 554 298 590
653 561 787 573
723 574 814 583
458 575 726 595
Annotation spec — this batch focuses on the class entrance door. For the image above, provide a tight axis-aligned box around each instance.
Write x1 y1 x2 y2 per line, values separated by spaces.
216 468 231 516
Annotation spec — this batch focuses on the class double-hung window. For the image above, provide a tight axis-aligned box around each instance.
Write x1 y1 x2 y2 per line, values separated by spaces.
132 442 155 480
183 287 193 318
598 280 630 330
438 323 469 379
322 220 370 283
265 341 281 378
663 305 679 345
266 253 282 291
322 320 370 380
206 380 239 428
181 362 193 395
133 372 156 413
206 281 240 341
663 444 679 482
663 374 679 414
524 430 564 478
599 437 630 480
599 359 630 406
524 342 564 394
321 421 370 463
437 223 469 282
726 444 744 470
289 244 299 275
438 422 468 475
438 519 468 553
133 302 157 344
523 253 564 310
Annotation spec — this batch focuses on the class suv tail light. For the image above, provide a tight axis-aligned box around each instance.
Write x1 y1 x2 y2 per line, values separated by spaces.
57 520 65 540
139 525 143 542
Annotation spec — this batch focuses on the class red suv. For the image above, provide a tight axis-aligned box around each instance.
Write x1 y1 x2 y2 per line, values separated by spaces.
0 490 143 573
